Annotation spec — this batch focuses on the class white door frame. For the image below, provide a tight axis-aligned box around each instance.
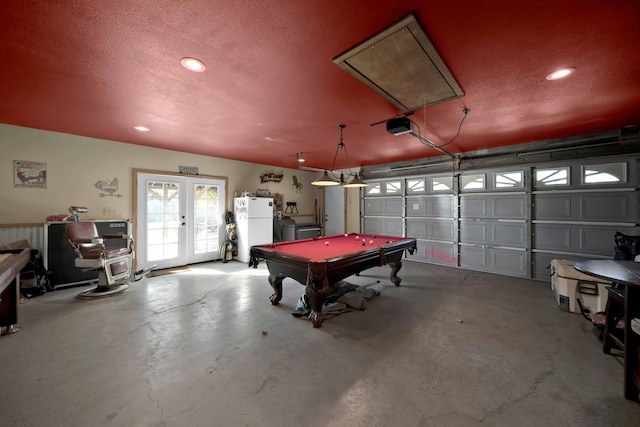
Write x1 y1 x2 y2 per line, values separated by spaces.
133 170 228 270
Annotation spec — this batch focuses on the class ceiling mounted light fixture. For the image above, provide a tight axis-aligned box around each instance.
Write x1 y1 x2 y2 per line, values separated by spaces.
307 125 368 188
311 170 340 186
546 67 576 80
134 126 150 132
181 57 206 72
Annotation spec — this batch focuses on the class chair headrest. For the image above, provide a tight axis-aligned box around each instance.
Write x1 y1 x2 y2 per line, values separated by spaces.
69 206 88 214
65 221 99 243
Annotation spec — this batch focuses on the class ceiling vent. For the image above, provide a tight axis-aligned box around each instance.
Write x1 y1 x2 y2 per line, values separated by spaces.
333 12 464 113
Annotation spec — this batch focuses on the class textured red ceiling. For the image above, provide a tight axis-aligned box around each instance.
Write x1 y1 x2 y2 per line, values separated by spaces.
1 1 639 171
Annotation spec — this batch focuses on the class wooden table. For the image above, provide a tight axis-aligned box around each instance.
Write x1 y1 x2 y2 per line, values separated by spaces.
574 260 640 401
250 233 417 328
0 248 29 335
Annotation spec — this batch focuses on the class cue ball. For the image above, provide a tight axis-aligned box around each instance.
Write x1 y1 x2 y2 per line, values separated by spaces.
369 240 374 244
344 233 348 237
324 241 329 246
355 235 359 239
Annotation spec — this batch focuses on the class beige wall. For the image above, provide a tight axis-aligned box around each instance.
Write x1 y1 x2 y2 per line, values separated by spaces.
1 124 329 225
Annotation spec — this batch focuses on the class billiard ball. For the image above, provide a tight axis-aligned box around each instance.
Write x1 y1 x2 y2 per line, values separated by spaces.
369 240 374 244
361 241 365 246
271 243 275 247
355 235 359 240
344 233 348 237
324 241 329 246
372 235 377 238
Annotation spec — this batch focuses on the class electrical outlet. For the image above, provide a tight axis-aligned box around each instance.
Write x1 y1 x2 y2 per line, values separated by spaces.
103 207 117 215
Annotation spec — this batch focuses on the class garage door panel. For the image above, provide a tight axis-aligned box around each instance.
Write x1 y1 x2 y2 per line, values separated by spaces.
461 221 525 247
460 246 526 276
407 240 457 266
363 217 402 236
363 198 403 216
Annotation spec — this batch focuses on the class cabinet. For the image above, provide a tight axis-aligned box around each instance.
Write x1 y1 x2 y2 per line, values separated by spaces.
283 224 321 241
44 221 131 288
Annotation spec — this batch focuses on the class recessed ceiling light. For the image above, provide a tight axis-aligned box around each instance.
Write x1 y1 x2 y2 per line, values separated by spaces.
134 126 150 132
181 57 206 72
546 67 576 80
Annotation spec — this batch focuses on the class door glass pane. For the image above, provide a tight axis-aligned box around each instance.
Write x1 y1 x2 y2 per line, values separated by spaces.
193 184 220 254
366 184 381 195
385 181 402 194
494 171 524 188
461 174 485 190
407 178 425 193
534 167 569 186
582 162 626 184
432 176 453 191
146 181 182 262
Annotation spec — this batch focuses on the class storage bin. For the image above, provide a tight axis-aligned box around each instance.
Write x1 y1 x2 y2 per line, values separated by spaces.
549 259 611 314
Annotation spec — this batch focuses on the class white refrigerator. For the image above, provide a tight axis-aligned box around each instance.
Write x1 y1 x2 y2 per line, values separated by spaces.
234 197 274 263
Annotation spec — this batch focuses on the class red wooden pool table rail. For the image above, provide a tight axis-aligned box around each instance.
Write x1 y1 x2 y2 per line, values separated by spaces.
249 234 417 328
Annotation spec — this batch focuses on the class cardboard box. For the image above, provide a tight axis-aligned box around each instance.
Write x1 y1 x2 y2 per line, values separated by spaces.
549 259 611 314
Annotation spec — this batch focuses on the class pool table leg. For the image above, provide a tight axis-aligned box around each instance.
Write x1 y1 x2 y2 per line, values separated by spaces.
389 260 403 286
268 275 283 305
305 285 328 328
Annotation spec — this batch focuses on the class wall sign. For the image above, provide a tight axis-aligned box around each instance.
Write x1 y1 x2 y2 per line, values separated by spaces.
179 165 199 175
95 177 123 198
14 160 47 188
260 171 283 183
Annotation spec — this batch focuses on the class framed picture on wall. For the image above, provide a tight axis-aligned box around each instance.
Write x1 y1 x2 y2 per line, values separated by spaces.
14 160 47 189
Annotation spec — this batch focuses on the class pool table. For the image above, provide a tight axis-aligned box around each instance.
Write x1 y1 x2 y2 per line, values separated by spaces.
249 233 417 328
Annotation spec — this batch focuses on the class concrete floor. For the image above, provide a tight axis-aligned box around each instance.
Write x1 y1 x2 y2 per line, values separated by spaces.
1 260 639 427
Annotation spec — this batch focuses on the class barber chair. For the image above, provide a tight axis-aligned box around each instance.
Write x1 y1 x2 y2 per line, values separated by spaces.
65 207 153 299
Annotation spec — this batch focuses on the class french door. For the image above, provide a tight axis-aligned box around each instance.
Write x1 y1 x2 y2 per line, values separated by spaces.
135 172 227 270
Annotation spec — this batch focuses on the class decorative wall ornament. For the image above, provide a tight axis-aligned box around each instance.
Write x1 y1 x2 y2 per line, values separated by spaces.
292 175 303 193
260 171 284 183
179 165 199 175
95 177 123 198
14 160 47 188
